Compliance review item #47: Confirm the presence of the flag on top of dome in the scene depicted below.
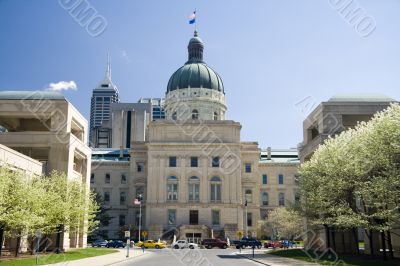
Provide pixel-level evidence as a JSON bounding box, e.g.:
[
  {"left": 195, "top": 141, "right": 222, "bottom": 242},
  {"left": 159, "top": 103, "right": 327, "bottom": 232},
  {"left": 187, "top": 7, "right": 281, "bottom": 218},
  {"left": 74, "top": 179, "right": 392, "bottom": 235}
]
[{"left": 189, "top": 11, "right": 196, "bottom": 24}]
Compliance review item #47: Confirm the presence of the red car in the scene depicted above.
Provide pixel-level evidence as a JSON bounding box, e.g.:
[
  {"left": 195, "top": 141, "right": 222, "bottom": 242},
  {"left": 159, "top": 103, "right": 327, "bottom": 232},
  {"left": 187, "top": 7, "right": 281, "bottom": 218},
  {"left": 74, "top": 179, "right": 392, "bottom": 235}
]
[
  {"left": 201, "top": 239, "right": 228, "bottom": 249},
  {"left": 264, "top": 241, "right": 283, "bottom": 248}
]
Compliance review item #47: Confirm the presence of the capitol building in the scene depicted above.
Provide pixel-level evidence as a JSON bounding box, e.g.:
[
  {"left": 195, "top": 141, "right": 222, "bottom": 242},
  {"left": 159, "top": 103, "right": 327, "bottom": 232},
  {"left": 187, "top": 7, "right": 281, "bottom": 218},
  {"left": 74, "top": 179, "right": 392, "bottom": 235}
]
[{"left": 89, "top": 31, "right": 300, "bottom": 242}]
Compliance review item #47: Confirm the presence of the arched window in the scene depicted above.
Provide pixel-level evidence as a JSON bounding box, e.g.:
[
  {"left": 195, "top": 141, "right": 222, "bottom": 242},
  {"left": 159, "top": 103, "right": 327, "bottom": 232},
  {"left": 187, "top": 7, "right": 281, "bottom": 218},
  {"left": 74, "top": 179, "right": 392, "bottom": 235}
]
[
  {"left": 245, "top": 189, "right": 253, "bottom": 203},
  {"left": 213, "top": 112, "right": 218, "bottom": 120},
  {"left": 262, "top": 192, "right": 269, "bottom": 206},
  {"left": 278, "top": 192, "right": 285, "bottom": 206},
  {"left": 167, "top": 176, "right": 178, "bottom": 201},
  {"left": 192, "top": 109, "right": 199, "bottom": 120},
  {"left": 188, "top": 176, "right": 200, "bottom": 202},
  {"left": 210, "top": 176, "right": 221, "bottom": 202},
  {"left": 172, "top": 112, "right": 177, "bottom": 120}
]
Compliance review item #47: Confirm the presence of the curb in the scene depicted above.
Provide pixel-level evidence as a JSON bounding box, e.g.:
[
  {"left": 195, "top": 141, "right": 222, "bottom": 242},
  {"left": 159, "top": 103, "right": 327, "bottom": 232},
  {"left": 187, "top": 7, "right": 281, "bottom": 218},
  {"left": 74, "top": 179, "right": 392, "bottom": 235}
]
[
  {"left": 107, "top": 251, "right": 150, "bottom": 265},
  {"left": 236, "top": 253, "right": 271, "bottom": 266}
]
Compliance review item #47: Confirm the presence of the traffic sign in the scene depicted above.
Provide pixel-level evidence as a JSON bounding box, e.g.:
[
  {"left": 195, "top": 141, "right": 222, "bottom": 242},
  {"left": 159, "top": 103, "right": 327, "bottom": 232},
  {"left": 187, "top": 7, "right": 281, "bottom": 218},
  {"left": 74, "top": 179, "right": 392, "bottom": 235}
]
[{"left": 125, "top": 231, "right": 130, "bottom": 238}]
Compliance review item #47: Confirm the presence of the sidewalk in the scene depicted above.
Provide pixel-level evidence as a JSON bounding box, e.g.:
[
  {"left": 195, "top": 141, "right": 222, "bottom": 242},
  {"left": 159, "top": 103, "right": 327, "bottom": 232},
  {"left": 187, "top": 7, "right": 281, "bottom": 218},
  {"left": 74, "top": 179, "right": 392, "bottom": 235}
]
[
  {"left": 236, "top": 250, "right": 318, "bottom": 266},
  {"left": 45, "top": 248, "right": 151, "bottom": 266}
]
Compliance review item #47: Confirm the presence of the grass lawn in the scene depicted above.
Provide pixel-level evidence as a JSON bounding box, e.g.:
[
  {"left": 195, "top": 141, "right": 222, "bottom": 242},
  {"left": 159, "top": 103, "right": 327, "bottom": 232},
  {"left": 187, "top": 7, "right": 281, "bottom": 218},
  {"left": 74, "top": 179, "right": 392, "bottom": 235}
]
[
  {"left": 269, "top": 249, "right": 400, "bottom": 266},
  {"left": 0, "top": 248, "right": 118, "bottom": 266}
]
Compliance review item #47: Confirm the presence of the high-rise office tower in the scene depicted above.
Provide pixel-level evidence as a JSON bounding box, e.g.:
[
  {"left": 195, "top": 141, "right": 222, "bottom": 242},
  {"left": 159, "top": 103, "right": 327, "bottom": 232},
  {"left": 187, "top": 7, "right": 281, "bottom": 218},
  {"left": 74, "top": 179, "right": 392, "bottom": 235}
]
[{"left": 89, "top": 55, "right": 119, "bottom": 147}]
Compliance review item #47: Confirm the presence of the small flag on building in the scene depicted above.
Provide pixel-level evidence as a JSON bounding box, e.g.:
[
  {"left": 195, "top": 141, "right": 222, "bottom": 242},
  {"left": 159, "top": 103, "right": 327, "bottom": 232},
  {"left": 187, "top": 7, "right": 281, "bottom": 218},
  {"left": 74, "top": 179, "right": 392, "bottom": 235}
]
[
  {"left": 134, "top": 198, "right": 141, "bottom": 205},
  {"left": 189, "top": 11, "right": 196, "bottom": 24}
]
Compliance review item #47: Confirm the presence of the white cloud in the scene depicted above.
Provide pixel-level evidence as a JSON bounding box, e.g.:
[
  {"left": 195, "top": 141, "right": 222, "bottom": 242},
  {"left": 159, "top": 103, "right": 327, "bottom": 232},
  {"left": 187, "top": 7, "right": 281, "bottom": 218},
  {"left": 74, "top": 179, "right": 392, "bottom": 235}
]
[{"left": 45, "top": 81, "right": 77, "bottom": 91}]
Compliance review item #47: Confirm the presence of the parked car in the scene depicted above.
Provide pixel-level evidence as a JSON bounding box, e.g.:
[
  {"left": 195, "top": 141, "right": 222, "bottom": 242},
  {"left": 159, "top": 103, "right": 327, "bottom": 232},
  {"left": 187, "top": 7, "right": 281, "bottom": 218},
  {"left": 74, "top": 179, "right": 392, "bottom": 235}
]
[
  {"left": 137, "top": 240, "right": 166, "bottom": 249},
  {"left": 91, "top": 240, "right": 108, "bottom": 247},
  {"left": 201, "top": 239, "right": 228, "bottom": 249},
  {"left": 264, "top": 241, "right": 283, "bottom": 249},
  {"left": 172, "top": 240, "right": 199, "bottom": 249},
  {"left": 106, "top": 240, "right": 126, "bottom": 248},
  {"left": 233, "top": 237, "right": 262, "bottom": 249}
]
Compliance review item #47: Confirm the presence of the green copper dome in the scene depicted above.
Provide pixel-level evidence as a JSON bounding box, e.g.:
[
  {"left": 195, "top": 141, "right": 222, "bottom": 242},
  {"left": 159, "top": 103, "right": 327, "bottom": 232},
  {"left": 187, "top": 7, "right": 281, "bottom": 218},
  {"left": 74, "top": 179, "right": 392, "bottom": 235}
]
[{"left": 166, "top": 31, "right": 224, "bottom": 93}]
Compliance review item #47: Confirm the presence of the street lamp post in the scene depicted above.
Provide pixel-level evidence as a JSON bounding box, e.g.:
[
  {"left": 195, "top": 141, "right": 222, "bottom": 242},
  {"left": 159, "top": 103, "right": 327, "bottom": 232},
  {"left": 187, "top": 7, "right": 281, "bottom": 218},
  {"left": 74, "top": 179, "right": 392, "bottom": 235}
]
[
  {"left": 245, "top": 200, "right": 248, "bottom": 237},
  {"left": 138, "top": 194, "right": 143, "bottom": 242}
]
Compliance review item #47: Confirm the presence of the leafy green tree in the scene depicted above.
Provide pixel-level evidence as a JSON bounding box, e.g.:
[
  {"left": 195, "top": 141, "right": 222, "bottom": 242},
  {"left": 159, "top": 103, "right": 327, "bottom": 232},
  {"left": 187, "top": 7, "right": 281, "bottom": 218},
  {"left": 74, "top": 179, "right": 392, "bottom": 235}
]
[{"left": 264, "top": 208, "right": 303, "bottom": 240}]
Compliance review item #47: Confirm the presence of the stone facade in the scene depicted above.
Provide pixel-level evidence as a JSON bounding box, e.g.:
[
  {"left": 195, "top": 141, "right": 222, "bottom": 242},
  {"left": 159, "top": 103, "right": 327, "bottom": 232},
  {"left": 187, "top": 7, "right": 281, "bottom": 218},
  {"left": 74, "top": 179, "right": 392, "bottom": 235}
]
[{"left": 0, "top": 91, "right": 91, "bottom": 250}]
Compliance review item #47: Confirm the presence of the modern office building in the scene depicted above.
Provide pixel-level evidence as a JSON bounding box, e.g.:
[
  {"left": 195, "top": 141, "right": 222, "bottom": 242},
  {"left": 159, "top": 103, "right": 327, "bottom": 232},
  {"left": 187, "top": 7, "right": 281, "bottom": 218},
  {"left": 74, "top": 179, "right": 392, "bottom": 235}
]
[
  {"left": 89, "top": 56, "right": 120, "bottom": 147},
  {"left": 299, "top": 94, "right": 396, "bottom": 162},
  {"left": 138, "top": 98, "right": 165, "bottom": 120},
  {"left": 0, "top": 91, "right": 92, "bottom": 250}
]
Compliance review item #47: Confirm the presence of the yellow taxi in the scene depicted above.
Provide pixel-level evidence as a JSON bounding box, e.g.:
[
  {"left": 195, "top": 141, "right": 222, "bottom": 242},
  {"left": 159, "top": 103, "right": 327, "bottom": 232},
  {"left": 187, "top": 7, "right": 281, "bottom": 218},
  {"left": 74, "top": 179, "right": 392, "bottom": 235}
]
[{"left": 137, "top": 240, "right": 166, "bottom": 249}]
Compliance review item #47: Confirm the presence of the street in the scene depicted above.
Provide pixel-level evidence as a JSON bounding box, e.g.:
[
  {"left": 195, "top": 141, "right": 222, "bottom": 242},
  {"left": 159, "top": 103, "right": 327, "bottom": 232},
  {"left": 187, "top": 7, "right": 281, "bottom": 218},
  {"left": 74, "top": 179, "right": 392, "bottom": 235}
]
[{"left": 114, "top": 248, "right": 262, "bottom": 266}]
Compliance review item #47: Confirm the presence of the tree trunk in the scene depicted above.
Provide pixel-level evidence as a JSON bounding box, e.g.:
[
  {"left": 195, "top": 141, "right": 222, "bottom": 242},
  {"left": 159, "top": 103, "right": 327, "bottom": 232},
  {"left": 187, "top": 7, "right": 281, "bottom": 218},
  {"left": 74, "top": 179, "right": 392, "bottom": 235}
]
[
  {"left": 352, "top": 228, "right": 359, "bottom": 254},
  {"left": 332, "top": 228, "right": 337, "bottom": 252},
  {"left": 381, "top": 231, "right": 387, "bottom": 261},
  {"left": 15, "top": 235, "right": 21, "bottom": 257},
  {"left": 341, "top": 231, "right": 346, "bottom": 253},
  {"left": 0, "top": 226, "right": 4, "bottom": 259},
  {"left": 324, "top": 225, "right": 331, "bottom": 254},
  {"left": 368, "top": 230, "right": 374, "bottom": 257},
  {"left": 55, "top": 224, "right": 63, "bottom": 254},
  {"left": 387, "top": 231, "right": 394, "bottom": 259}
]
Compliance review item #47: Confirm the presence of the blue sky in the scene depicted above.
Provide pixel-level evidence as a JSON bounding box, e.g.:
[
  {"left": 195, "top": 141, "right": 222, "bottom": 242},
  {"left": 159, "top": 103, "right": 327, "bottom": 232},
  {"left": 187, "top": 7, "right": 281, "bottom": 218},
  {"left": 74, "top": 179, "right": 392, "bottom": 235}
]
[{"left": 1, "top": 0, "right": 399, "bottom": 148}]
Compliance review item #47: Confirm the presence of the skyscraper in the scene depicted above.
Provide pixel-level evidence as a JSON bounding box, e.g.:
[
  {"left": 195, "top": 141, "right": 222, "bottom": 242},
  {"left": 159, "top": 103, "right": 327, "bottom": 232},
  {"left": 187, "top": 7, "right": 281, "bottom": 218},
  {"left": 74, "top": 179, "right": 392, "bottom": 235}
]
[{"left": 89, "top": 55, "right": 119, "bottom": 147}]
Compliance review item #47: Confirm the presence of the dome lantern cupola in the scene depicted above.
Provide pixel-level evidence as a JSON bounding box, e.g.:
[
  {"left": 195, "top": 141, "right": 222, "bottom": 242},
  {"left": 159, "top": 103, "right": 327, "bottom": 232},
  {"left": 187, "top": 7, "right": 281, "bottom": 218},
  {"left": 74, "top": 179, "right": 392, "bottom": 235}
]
[{"left": 187, "top": 30, "right": 204, "bottom": 63}]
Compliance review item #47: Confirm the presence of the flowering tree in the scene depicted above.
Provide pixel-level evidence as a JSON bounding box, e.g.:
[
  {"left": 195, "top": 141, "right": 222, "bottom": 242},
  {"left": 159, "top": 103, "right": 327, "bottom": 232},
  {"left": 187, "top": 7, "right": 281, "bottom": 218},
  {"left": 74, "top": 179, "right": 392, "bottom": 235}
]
[{"left": 299, "top": 103, "right": 400, "bottom": 260}]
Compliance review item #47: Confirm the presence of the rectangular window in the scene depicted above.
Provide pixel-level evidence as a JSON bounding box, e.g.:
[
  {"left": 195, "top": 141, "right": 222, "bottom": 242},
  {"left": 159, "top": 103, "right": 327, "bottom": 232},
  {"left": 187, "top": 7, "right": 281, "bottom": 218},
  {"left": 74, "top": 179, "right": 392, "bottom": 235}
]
[
  {"left": 210, "top": 183, "right": 221, "bottom": 202},
  {"left": 105, "top": 173, "right": 110, "bottom": 184},
  {"left": 279, "top": 192, "right": 285, "bottom": 206},
  {"left": 104, "top": 191, "right": 110, "bottom": 203},
  {"left": 90, "top": 173, "right": 94, "bottom": 183},
  {"left": 245, "top": 163, "right": 252, "bottom": 173},
  {"left": 262, "top": 174, "right": 267, "bottom": 185},
  {"left": 212, "top": 156, "right": 219, "bottom": 167},
  {"left": 120, "top": 191, "right": 126, "bottom": 205},
  {"left": 190, "top": 156, "right": 198, "bottom": 167},
  {"left": 169, "top": 156, "right": 177, "bottom": 167},
  {"left": 247, "top": 213, "right": 252, "bottom": 227},
  {"left": 119, "top": 215, "right": 126, "bottom": 226},
  {"left": 168, "top": 209, "right": 176, "bottom": 225},
  {"left": 278, "top": 174, "right": 284, "bottom": 185},
  {"left": 212, "top": 210, "right": 220, "bottom": 226},
  {"left": 188, "top": 183, "right": 200, "bottom": 202},
  {"left": 137, "top": 163, "right": 143, "bottom": 172},
  {"left": 167, "top": 184, "right": 178, "bottom": 201},
  {"left": 121, "top": 174, "right": 127, "bottom": 184},
  {"left": 189, "top": 210, "right": 199, "bottom": 225}
]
